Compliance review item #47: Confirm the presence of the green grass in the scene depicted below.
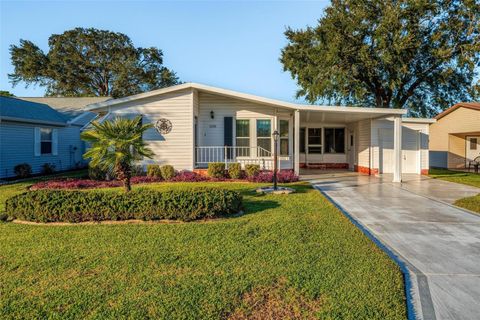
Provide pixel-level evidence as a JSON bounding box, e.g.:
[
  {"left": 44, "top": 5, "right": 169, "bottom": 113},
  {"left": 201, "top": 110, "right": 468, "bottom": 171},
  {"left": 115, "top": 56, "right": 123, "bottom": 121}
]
[
  {"left": 0, "top": 181, "right": 406, "bottom": 319},
  {"left": 429, "top": 168, "right": 480, "bottom": 213},
  {"left": 429, "top": 168, "right": 480, "bottom": 188},
  {"left": 454, "top": 194, "right": 480, "bottom": 214}
]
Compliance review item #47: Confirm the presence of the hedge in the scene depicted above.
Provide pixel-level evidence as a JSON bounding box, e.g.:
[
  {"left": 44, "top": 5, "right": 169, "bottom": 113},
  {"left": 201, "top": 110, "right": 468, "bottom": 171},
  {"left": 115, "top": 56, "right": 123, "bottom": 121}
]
[
  {"left": 160, "top": 165, "right": 175, "bottom": 180},
  {"left": 245, "top": 164, "right": 260, "bottom": 178},
  {"left": 6, "top": 188, "right": 243, "bottom": 223},
  {"left": 146, "top": 164, "right": 162, "bottom": 178},
  {"left": 228, "top": 163, "right": 242, "bottom": 179},
  {"left": 208, "top": 162, "right": 225, "bottom": 178}
]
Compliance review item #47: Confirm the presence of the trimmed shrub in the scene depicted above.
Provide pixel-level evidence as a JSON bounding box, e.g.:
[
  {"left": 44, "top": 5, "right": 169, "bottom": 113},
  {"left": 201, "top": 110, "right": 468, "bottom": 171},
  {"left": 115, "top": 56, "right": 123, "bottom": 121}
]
[
  {"left": 41, "top": 163, "right": 56, "bottom": 175},
  {"left": 160, "top": 165, "right": 175, "bottom": 180},
  {"left": 14, "top": 163, "right": 32, "bottom": 178},
  {"left": 228, "top": 163, "right": 242, "bottom": 179},
  {"left": 245, "top": 164, "right": 260, "bottom": 178},
  {"left": 6, "top": 188, "right": 243, "bottom": 223},
  {"left": 88, "top": 165, "right": 107, "bottom": 180},
  {"left": 146, "top": 164, "right": 162, "bottom": 178},
  {"left": 208, "top": 162, "right": 225, "bottom": 178}
]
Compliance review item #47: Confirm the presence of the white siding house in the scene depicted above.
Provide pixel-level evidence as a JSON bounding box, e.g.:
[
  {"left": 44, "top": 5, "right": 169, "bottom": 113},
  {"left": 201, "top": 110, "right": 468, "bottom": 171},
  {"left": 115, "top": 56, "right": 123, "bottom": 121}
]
[{"left": 86, "top": 83, "right": 434, "bottom": 181}]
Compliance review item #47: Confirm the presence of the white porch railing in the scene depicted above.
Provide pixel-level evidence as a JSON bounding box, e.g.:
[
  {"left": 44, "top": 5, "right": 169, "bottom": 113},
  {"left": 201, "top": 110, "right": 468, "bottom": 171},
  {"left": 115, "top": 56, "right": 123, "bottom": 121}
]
[{"left": 195, "top": 146, "right": 273, "bottom": 169}]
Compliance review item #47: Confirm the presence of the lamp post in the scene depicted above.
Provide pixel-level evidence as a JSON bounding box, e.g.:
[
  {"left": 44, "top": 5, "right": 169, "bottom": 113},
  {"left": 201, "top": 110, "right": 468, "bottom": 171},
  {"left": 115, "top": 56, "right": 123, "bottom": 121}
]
[{"left": 272, "top": 130, "right": 279, "bottom": 190}]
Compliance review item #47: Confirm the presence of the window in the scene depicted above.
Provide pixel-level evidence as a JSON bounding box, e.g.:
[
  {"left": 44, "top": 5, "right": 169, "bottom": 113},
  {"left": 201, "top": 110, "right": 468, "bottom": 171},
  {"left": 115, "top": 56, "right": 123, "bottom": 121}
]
[
  {"left": 256, "top": 119, "right": 271, "bottom": 154},
  {"left": 279, "top": 120, "right": 289, "bottom": 156},
  {"left": 470, "top": 138, "right": 478, "bottom": 150},
  {"left": 307, "top": 128, "right": 322, "bottom": 154},
  {"left": 236, "top": 119, "right": 250, "bottom": 156},
  {"left": 40, "top": 128, "right": 53, "bottom": 154},
  {"left": 324, "top": 128, "right": 345, "bottom": 153},
  {"left": 300, "top": 128, "right": 306, "bottom": 153}
]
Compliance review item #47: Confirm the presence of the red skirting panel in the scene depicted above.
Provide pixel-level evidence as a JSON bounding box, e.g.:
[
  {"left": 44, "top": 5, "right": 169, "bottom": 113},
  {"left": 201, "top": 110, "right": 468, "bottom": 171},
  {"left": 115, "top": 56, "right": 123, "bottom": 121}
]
[{"left": 354, "top": 165, "right": 378, "bottom": 175}]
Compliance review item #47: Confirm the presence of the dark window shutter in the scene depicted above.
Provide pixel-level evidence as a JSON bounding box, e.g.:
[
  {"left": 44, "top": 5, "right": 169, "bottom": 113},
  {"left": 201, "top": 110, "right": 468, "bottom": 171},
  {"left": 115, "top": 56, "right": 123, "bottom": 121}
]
[
  {"left": 224, "top": 117, "right": 233, "bottom": 159},
  {"left": 224, "top": 117, "right": 233, "bottom": 146}
]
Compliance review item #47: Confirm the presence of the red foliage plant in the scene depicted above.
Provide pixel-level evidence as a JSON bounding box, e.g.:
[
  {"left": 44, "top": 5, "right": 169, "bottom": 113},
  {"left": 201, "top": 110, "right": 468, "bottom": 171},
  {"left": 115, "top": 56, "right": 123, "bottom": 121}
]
[{"left": 30, "top": 170, "right": 298, "bottom": 190}]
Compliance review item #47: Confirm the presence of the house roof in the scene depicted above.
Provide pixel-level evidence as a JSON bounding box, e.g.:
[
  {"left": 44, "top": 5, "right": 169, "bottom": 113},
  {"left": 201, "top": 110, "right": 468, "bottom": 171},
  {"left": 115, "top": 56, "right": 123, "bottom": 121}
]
[
  {"left": 19, "top": 96, "right": 111, "bottom": 111},
  {"left": 85, "top": 82, "right": 408, "bottom": 118},
  {"left": 0, "top": 96, "right": 67, "bottom": 126},
  {"left": 435, "top": 102, "right": 480, "bottom": 120}
]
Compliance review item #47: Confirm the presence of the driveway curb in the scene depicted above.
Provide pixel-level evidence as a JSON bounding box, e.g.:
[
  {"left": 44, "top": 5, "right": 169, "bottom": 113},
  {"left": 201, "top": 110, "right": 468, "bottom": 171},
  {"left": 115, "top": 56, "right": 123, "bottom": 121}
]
[{"left": 315, "top": 185, "right": 436, "bottom": 320}]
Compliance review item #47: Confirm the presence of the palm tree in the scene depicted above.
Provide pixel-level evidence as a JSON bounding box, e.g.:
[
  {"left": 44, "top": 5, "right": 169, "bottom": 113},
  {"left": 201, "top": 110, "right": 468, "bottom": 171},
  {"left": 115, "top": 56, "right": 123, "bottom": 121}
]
[{"left": 81, "top": 116, "right": 154, "bottom": 192}]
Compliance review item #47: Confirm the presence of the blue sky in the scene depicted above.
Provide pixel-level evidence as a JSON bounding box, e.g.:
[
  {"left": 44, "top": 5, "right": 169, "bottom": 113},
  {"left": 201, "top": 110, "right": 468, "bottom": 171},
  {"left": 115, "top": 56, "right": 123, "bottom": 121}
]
[{"left": 0, "top": 0, "right": 328, "bottom": 102}]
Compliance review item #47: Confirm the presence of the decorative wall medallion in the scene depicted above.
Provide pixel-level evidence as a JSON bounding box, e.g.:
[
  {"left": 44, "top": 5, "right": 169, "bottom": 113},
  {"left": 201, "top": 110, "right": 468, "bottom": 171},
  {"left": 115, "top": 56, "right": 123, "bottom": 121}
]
[{"left": 155, "top": 118, "right": 172, "bottom": 134}]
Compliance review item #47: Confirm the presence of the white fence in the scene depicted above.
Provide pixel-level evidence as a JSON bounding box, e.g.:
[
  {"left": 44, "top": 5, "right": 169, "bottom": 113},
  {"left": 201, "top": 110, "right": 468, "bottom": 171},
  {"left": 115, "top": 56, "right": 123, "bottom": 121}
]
[{"left": 195, "top": 146, "right": 274, "bottom": 169}]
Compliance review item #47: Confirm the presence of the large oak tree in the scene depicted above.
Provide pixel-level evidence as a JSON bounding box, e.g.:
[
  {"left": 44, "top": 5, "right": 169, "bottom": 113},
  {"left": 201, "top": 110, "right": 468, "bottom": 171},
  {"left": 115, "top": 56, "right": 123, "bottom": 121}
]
[
  {"left": 281, "top": 0, "right": 480, "bottom": 116},
  {"left": 9, "top": 28, "right": 179, "bottom": 98}
]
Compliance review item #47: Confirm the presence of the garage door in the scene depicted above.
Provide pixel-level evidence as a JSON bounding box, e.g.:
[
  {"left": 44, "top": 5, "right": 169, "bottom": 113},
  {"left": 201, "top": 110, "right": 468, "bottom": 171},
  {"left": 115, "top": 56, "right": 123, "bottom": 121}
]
[{"left": 379, "top": 128, "right": 420, "bottom": 174}]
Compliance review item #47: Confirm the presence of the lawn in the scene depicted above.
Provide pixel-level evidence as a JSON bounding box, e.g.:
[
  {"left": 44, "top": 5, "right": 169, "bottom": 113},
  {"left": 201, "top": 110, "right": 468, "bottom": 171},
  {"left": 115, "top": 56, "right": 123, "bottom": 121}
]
[
  {"left": 429, "top": 168, "right": 480, "bottom": 213},
  {"left": 429, "top": 168, "right": 480, "bottom": 188},
  {"left": 0, "top": 181, "right": 406, "bottom": 319}
]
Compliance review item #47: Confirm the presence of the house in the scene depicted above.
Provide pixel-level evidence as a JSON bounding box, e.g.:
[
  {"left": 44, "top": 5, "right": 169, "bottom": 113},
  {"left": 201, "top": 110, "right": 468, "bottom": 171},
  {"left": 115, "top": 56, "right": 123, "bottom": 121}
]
[
  {"left": 429, "top": 102, "right": 480, "bottom": 169},
  {"left": 86, "top": 83, "right": 434, "bottom": 181},
  {"left": 0, "top": 96, "right": 97, "bottom": 178}
]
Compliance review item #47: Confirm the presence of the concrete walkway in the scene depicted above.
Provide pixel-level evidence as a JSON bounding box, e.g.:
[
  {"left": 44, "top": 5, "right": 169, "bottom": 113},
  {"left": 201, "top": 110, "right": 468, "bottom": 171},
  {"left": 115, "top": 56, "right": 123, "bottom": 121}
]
[{"left": 310, "top": 174, "right": 480, "bottom": 320}]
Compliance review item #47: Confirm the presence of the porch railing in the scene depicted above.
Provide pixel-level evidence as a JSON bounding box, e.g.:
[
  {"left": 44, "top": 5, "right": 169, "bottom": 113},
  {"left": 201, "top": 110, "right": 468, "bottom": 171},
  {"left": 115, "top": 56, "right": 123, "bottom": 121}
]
[{"left": 195, "top": 146, "right": 273, "bottom": 169}]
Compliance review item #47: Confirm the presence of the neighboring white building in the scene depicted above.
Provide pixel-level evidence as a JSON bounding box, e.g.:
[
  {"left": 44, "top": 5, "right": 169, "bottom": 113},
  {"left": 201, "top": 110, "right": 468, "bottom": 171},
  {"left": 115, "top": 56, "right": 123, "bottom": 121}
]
[{"left": 86, "top": 83, "right": 434, "bottom": 181}]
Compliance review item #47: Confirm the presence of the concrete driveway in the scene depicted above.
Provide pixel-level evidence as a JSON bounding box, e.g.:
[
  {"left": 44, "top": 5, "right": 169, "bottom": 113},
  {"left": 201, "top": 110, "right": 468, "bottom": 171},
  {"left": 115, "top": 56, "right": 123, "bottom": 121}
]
[{"left": 310, "top": 174, "right": 480, "bottom": 320}]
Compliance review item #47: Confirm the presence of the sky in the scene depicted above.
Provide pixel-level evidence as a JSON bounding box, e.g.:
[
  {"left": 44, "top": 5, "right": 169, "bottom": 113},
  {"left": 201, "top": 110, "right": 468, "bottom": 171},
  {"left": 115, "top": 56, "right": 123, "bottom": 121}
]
[{"left": 0, "top": 0, "right": 328, "bottom": 102}]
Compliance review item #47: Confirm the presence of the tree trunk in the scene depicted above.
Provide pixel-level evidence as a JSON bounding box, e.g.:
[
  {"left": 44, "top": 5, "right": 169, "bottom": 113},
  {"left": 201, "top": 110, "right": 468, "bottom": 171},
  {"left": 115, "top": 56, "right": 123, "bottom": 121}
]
[
  {"left": 123, "top": 177, "right": 131, "bottom": 193},
  {"left": 115, "top": 162, "right": 132, "bottom": 193}
]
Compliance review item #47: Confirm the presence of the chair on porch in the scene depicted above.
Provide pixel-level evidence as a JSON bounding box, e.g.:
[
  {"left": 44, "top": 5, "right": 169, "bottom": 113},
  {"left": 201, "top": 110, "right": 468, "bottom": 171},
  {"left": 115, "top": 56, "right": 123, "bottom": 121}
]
[{"left": 468, "top": 155, "right": 480, "bottom": 173}]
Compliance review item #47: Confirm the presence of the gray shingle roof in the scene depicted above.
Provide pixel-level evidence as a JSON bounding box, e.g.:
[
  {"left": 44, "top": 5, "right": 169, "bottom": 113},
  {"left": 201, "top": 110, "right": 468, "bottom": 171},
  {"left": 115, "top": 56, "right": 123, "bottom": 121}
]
[
  {"left": 19, "top": 97, "right": 111, "bottom": 111},
  {"left": 0, "top": 96, "right": 67, "bottom": 125}
]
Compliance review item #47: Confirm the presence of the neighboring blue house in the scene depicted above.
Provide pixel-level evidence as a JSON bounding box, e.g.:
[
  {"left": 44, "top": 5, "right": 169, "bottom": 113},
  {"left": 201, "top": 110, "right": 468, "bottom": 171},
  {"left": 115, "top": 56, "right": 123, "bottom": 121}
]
[{"left": 0, "top": 96, "right": 97, "bottom": 179}]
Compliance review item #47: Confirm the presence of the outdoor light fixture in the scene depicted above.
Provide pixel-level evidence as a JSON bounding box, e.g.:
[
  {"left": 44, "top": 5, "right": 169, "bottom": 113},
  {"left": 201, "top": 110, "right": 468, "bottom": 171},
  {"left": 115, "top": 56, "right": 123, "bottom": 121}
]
[
  {"left": 210, "top": 110, "right": 214, "bottom": 119},
  {"left": 272, "top": 130, "right": 280, "bottom": 190}
]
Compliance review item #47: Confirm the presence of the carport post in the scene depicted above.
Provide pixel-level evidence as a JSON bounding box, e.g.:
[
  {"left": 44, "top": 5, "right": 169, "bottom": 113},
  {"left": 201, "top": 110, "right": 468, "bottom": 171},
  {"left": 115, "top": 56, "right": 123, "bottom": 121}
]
[
  {"left": 393, "top": 116, "right": 402, "bottom": 182},
  {"left": 294, "top": 109, "right": 300, "bottom": 175}
]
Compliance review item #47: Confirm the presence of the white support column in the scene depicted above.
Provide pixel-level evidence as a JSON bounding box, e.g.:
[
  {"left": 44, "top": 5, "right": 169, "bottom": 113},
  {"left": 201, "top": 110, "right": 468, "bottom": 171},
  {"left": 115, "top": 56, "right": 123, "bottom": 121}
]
[
  {"left": 393, "top": 116, "right": 402, "bottom": 182},
  {"left": 294, "top": 109, "right": 300, "bottom": 175}
]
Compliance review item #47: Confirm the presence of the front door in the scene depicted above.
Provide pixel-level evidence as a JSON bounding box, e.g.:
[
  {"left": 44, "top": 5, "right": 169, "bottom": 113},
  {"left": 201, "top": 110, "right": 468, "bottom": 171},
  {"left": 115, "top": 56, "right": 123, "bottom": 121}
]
[{"left": 466, "top": 136, "right": 480, "bottom": 162}]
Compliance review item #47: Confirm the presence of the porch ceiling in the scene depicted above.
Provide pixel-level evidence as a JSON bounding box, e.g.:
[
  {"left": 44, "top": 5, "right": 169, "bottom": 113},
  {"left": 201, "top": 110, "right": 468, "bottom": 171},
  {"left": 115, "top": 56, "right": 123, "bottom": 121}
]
[{"left": 299, "top": 109, "right": 396, "bottom": 124}]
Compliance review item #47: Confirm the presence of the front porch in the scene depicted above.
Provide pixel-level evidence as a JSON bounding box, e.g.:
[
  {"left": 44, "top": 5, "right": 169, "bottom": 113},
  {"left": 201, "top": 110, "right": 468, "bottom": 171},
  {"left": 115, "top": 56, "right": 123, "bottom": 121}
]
[{"left": 194, "top": 106, "right": 406, "bottom": 182}]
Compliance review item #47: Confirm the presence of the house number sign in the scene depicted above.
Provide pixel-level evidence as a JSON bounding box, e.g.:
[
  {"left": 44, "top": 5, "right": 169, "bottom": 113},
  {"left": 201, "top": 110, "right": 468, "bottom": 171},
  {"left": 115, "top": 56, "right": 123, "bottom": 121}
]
[{"left": 155, "top": 118, "right": 172, "bottom": 134}]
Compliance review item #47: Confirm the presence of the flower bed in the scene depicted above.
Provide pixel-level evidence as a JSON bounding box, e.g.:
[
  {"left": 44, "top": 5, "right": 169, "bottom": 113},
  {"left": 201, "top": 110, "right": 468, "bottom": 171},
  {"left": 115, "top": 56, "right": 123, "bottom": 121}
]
[
  {"left": 6, "top": 188, "right": 243, "bottom": 223},
  {"left": 248, "top": 170, "right": 299, "bottom": 183},
  {"left": 30, "top": 170, "right": 299, "bottom": 190},
  {"left": 31, "top": 176, "right": 163, "bottom": 190}
]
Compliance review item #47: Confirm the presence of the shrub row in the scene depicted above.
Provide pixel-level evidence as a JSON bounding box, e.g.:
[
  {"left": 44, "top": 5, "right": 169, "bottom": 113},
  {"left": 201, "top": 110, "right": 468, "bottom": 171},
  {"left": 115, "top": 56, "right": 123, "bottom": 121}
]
[
  {"left": 205, "top": 163, "right": 298, "bottom": 182},
  {"left": 6, "top": 188, "right": 243, "bottom": 223},
  {"left": 146, "top": 164, "right": 175, "bottom": 180},
  {"left": 207, "top": 163, "right": 261, "bottom": 179},
  {"left": 13, "top": 163, "right": 56, "bottom": 178}
]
